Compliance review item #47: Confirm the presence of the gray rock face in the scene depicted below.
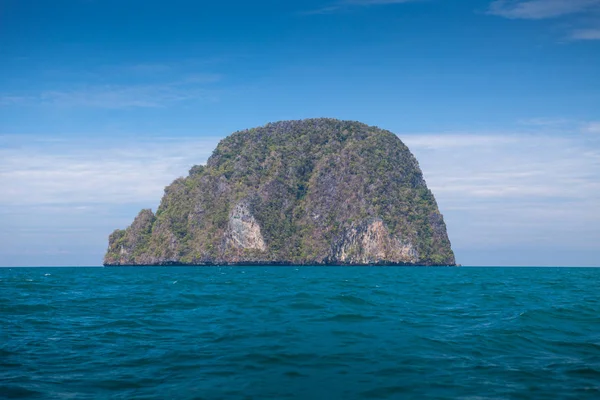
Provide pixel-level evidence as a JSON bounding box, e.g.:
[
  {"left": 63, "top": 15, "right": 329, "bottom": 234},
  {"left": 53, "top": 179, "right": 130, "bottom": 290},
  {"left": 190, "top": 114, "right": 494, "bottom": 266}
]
[
  {"left": 225, "top": 202, "right": 267, "bottom": 252},
  {"left": 331, "top": 218, "right": 418, "bottom": 264},
  {"left": 104, "top": 118, "right": 456, "bottom": 266}
]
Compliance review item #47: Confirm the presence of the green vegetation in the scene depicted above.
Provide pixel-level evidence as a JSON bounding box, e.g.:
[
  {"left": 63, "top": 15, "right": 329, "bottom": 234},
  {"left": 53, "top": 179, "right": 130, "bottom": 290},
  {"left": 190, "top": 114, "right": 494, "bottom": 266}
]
[{"left": 104, "top": 118, "right": 455, "bottom": 266}]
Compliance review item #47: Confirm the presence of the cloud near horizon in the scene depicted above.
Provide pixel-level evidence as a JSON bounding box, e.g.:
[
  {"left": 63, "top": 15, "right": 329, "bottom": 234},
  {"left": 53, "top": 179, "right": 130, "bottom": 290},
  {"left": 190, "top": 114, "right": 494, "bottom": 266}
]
[
  {"left": 0, "top": 136, "right": 221, "bottom": 207},
  {"left": 403, "top": 130, "right": 600, "bottom": 254},
  {"left": 0, "top": 135, "right": 222, "bottom": 265}
]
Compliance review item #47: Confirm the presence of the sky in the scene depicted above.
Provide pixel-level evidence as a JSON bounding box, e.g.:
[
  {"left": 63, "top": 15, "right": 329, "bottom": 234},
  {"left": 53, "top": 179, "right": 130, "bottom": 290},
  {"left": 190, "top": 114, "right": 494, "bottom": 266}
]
[{"left": 1, "top": 0, "right": 599, "bottom": 267}]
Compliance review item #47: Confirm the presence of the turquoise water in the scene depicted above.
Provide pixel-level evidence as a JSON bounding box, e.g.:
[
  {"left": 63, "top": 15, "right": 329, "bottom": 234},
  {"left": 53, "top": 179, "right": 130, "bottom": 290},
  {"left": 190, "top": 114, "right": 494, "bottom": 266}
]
[{"left": 1, "top": 267, "right": 599, "bottom": 399}]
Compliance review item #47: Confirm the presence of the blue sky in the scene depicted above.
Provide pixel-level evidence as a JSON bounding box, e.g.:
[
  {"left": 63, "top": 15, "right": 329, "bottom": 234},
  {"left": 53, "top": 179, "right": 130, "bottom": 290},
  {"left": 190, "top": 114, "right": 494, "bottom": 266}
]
[{"left": 1, "top": 0, "right": 599, "bottom": 266}]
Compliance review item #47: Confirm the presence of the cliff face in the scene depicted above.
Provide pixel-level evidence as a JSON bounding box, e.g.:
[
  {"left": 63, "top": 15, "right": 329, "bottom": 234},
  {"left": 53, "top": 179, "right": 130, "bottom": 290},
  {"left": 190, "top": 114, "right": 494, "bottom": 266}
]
[{"left": 104, "top": 119, "right": 455, "bottom": 266}]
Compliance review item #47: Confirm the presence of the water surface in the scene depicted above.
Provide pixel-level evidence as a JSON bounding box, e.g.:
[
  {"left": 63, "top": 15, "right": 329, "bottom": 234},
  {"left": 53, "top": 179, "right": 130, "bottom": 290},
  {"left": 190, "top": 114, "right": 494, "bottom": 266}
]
[{"left": 1, "top": 266, "right": 599, "bottom": 399}]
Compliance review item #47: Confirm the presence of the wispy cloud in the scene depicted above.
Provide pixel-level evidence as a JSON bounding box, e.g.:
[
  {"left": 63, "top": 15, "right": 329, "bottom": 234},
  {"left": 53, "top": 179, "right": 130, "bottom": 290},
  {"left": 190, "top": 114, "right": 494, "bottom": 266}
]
[
  {"left": 0, "top": 134, "right": 225, "bottom": 265},
  {"left": 401, "top": 133, "right": 520, "bottom": 149},
  {"left": 302, "top": 0, "right": 418, "bottom": 15},
  {"left": 517, "top": 118, "right": 600, "bottom": 134},
  {"left": 343, "top": 0, "right": 418, "bottom": 4},
  {"left": 583, "top": 121, "right": 600, "bottom": 133},
  {"left": 570, "top": 28, "right": 600, "bottom": 40},
  {"left": 403, "top": 129, "right": 600, "bottom": 254},
  {"left": 0, "top": 135, "right": 221, "bottom": 206},
  {"left": 39, "top": 83, "right": 217, "bottom": 108},
  {"left": 120, "top": 63, "right": 173, "bottom": 75},
  {"left": 487, "top": 0, "right": 600, "bottom": 20},
  {"left": 404, "top": 131, "right": 600, "bottom": 202},
  {"left": 0, "top": 95, "right": 34, "bottom": 106},
  {"left": 518, "top": 117, "right": 571, "bottom": 127},
  {"left": 1, "top": 78, "right": 221, "bottom": 109},
  {"left": 487, "top": 0, "right": 600, "bottom": 41},
  {"left": 0, "top": 62, "right": 223, "bottom": 109}
]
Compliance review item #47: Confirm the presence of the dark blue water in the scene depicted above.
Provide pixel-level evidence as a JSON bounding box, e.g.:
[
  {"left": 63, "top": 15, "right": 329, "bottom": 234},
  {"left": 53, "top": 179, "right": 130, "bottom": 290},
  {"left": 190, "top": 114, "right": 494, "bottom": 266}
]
[{"left": 1, "top": 267, "right": 599, "bottom": 399}]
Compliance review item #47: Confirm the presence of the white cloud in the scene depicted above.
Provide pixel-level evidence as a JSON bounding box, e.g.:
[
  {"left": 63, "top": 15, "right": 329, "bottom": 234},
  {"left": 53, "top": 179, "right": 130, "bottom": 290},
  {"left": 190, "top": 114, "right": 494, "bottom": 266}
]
[
  {"left": 583, "top": 121, "right": 600, "bottom": 133},
  {"left": 400, "top": 133, "right": 519, "bottom": 149},
  {"left": 0, "top": 134, "right": 215, "bottom": 265},
  {"left": 121, "top": 63, "right": 172, "bottom": 74},
  {"left": 0, "top": 136, "right": 221, "bottom": 207},
  {"left": 570, "top": 28, "right": 600, "bottom": 40},
  {"left": 0, "top": 70, "right": 223, "bottom": 109},
  {"left": 403, "top": 132, "right": 600, "bottom": 202},
  {"left": 488, "top": 0, "right": 600, "bottom": 19},
  {"left": 38, "top": 84, "right": 216, "bottom": 108},
  {"left": 0, "top": 95, "right": 34, "bottom": 106},
  {"left": 402, "top": 130, "right": 600, "bottom": 251},
  {"left": 518, "top": 117, "right": 571, "bottom": 127},
  {"left": 343, "top": 0, "right": 417, "bottom": 4},
  {"left": 302, "top": 0, "right": 418, "bottom": 14},
  {"left": 517, "top": 118, "right": 600, "bottom": 134},
  {"left": 49, "top": 81, "right": 215, "bottom": 108}
]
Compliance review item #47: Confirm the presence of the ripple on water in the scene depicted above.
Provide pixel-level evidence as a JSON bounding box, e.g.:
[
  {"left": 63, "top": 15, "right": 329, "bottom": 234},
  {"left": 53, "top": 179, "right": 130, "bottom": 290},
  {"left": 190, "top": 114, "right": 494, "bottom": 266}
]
[
  {"left": 330, "top": 294, "right": 375, "bottom": 306},
  {"left": 0, "top": 385, "right": 44, "bottom": 399}
]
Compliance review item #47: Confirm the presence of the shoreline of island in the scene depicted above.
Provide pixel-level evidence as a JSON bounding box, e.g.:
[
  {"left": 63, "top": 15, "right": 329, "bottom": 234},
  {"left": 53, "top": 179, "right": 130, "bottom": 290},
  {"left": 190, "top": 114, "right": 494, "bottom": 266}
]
[{"left": 103, "top": 261, "right": 458, "bottom": 267}]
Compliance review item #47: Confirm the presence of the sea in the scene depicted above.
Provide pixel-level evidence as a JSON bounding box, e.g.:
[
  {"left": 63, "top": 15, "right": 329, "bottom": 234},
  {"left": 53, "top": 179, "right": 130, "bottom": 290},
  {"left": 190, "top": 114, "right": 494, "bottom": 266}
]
[{"left": 1, "top": 266, "right": 599, "bottom": 399}]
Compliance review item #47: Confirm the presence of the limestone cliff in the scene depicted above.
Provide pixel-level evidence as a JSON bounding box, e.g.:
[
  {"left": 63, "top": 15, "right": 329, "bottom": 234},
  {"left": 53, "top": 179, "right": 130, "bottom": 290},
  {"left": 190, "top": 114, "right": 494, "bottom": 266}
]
[
  {"left": 224, "top": 202, "right": 267, "bottom": 254},
  {"left": 104, "top": 118, "right": 455, "bottom": 266},
  {"left": 331, "top": 218, "right": 418, "bottom": 264}
]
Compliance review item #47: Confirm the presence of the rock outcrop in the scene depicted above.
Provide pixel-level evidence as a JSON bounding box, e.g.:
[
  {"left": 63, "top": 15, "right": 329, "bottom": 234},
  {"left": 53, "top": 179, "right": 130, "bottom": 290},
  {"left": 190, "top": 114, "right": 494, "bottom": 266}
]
[
  {"left": 104, "top": 118, "right": 455, "bottom": 266},
  {"left": 331, "top": 218, "right": 418, "bottom": 264},
  {"left": 225, "top": 202, "right": 267, "bottom": 252}
]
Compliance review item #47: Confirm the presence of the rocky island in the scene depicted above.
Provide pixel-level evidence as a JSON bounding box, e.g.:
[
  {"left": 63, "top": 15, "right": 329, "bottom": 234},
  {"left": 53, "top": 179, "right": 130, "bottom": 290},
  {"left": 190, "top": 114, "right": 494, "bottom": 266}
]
[{"left": 104, "top": 119, "right": 455, "bottom": 266}]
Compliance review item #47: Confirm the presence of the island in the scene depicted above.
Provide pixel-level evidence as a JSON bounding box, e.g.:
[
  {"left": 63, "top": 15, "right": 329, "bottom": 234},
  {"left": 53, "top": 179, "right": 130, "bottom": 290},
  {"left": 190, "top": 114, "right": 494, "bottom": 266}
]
[{"left": 104, "top": 118, "right": 455, "bottom": 266}]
